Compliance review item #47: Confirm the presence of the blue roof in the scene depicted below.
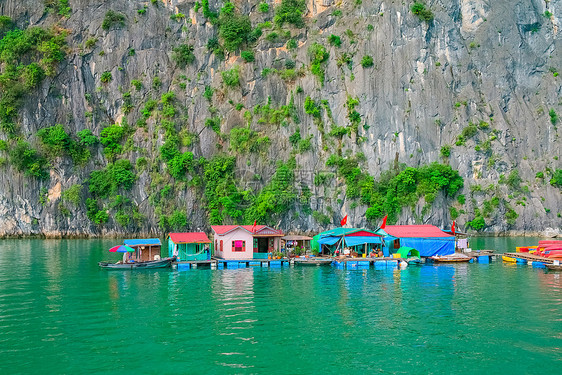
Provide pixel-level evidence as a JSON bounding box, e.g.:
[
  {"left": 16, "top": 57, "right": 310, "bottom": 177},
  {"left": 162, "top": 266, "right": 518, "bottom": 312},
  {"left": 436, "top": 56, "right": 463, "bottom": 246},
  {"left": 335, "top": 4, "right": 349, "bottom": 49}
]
[{"left": 124, "top": 238, "right": 161, "bottom": 246}]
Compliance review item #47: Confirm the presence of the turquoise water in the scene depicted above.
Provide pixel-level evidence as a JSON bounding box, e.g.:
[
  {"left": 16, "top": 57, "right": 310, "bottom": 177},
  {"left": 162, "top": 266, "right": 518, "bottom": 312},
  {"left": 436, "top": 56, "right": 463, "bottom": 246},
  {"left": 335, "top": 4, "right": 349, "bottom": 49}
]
[{"left": 1, "top": 238, "right": 561, "bottom": 374}]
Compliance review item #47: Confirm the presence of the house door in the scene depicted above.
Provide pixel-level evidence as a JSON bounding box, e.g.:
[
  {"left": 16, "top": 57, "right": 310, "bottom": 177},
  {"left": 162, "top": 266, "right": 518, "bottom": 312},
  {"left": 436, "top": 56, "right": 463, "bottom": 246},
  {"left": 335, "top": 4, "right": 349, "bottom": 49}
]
[{"left": 257, "top": 238, "right": 269, "bottom": 253}]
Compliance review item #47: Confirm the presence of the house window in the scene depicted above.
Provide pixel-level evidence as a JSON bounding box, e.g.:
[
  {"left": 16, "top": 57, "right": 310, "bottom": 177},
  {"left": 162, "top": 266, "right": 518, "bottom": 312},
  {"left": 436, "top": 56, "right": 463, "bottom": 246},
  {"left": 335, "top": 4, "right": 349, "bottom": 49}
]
[
  {"left": 220, "top": 240, "right": 223, "bottom": 252},
  {"left": 215, "top": 240, "right": 218, "bottom": 252},
  {"left": 232, "top": 240, "right": 245, "bottom": 252}
]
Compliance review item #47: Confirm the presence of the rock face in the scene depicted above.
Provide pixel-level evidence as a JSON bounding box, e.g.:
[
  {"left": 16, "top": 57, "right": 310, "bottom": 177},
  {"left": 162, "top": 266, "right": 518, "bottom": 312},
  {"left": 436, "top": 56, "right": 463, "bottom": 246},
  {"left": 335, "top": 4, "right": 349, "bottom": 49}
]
[{"left": 0, "top": 0, "right": 560, "bottom": 237}]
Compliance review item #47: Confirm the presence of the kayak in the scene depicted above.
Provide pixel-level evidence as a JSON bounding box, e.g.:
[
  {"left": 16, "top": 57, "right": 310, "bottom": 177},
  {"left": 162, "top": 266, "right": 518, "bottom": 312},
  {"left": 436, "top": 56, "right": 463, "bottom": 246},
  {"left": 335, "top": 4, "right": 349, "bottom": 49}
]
[{"left": 502, "top": 255, "right": 516, "bottom": 263}]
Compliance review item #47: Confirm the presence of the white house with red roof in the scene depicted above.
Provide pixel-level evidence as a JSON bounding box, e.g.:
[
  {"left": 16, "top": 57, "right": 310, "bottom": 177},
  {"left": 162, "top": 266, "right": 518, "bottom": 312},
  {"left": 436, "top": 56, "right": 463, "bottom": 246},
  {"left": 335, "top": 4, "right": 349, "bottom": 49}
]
[
  {"left": 211, "top": 225, "right": 284, "bottom": 260},
  {"left": 168, "top": 232, "right": 212, "bottom": 261}
]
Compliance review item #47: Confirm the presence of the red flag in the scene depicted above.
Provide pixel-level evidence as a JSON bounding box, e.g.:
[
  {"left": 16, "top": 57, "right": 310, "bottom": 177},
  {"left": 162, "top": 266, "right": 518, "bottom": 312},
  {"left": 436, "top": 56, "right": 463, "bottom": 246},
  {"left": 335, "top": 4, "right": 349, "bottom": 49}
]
[
  {"left": 252, "top": 220, "right": 257, "bottom": 233},
  {"left": 452, "top": 221, "right": 455, "bottom": 235},
  {"left": 340, "top": 215, "right": 347, "bottom": 226},
  {"left": 381, "top": 215, "right": 387, "bottom": 229}
]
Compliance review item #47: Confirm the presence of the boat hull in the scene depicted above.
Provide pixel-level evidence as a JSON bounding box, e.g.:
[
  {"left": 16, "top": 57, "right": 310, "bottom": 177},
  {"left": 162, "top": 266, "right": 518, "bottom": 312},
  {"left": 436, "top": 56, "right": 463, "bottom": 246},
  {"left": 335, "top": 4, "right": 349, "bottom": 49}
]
[
  {"left": 502, "top": 255, "right": 516, "bottom": 263},
  {"left": 430, "top": 255, "right": 472, "bottom": 263},
  {"left": 294, "top": 258, "right": 333, "bottom": 266},
  {"left": 99, "top": 257, "right": 175, "bottom": 269}
]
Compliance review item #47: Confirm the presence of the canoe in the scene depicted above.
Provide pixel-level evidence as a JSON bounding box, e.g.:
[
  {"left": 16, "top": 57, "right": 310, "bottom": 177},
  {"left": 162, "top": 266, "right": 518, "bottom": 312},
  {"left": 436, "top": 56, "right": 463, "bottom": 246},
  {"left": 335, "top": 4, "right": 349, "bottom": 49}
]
[
  {"left": 99, "top": 257, "right": 176, "bottom": 269},
  {"left": 545, "top": 264, "right": 562, "bottom": 271},
  {"left": 293, "top": 258, "right": 333, "bottom": 266},
  {"left": 502, "top": 255, "right": 517, "bottom": 263}
]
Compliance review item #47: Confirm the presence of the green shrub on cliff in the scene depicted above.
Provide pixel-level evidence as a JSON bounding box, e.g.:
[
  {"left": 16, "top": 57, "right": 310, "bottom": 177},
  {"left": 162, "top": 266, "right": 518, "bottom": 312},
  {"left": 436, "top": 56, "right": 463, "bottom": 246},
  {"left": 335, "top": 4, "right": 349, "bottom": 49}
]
[
  {"left": 308, "top": 43, "right": 329, "bottom": 85},
  {"left": 466, "top": 215, "right": 486, "bottom": 231},
  {"left": 218, "top": 2, "right": 252, "bottom": 51},
  {"left": 411, "top": 2, "right": 434, "bottom": 22},
  {"left": 328, "top": 34, "right": 341, "bottom": 47},
  {"left": 36, "top": 124, "right": 91, "bottom": 164},
  {"left": 0, "top": 16, "right": 13, "bottom": 34},
  {"left": 203, "top": 155, "right": 244, "bottom": 224},
  {"left": 0, "top": 26, "right": 66, "bottom": 135},
  {"left": 550, "top": 169, "right": 562, "bottom": 188},
  {"left": 361, "top": 55, "right": 374, "bottom": 68},
  {"left": 245, "top": 159, "right": 297, "bottom": 223},
  {"left": 222, "top": 65, "right": 240, "bottom": 86},
  {"left": 88, "top": 159, "right": 135, "bottom": 198},
  {"left": 62, "top": 184, "right": 82, "bottom": 206},
  {"left": 354, "top": 163, "right": 464, "bottom": 224},
  {"left": 102, "top": 10, "right": 126, "bottom": 31},
  {"left": 77, "top": 129, "right": 98, "bottom": 146},
  {"left": 100, "top": 124, "right": 126, "bottom": 159},
  {"left": 9, "top": 140, "right": 49, "bottom": 179},
  {"left": 37, "top": 124, "right": 71, "bottom": 157},
  {"left": 172, "top": 44, "right": 195, "bottom": 67},
  {"left": 100, "top": 71, "right": 112, "bottom": 83},
  {"left": 274, "top": 0, "right": 307, "bottom": 28}
]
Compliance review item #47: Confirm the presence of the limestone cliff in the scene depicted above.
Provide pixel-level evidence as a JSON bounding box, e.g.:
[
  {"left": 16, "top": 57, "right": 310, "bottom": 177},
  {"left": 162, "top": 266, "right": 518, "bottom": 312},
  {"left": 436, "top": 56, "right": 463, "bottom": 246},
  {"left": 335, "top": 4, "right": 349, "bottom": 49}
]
[{"left": 0, "top": 0, "right": 560, "bottom": 237}]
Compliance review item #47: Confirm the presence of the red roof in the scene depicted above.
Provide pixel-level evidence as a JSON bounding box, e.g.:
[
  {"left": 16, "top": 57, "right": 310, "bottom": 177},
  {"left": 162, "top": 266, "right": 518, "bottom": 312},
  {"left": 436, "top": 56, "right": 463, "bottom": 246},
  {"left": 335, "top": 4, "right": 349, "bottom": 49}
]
[
  {"left": 211, "top": 225, "right": 283, "bottom": 236},
  {"left": 346, "top": 230, "right": 380, "bottom": 237},
  {"left": 169, "top": 232, "right": 211, "bottom": 244},
  {"left": 382, "top": 225, "right": 454, "bottom": 238}
]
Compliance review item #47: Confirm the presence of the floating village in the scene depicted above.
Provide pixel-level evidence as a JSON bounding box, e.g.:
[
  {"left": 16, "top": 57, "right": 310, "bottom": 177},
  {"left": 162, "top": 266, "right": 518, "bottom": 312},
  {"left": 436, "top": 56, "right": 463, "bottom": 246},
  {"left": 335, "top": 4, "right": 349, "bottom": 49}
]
[{"left": 99, "top": 219, "right": 562, "bottom": 272}]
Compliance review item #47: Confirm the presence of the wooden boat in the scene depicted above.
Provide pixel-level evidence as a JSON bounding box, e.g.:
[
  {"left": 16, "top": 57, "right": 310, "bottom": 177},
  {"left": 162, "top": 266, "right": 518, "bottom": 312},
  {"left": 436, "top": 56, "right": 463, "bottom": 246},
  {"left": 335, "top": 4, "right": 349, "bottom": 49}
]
[
  {"left": 293, "top": 257, "right": 333, "bottom": 266},
  {"left": 502, "top": 255, "right": 517, "bottom": 263},
  {"left": 99, "top": 257, "right": 176, "bottom": 269},
  {"left": 546, "top": 264, "right": 562, "bottom": 271},
  {"left": 429, "top": 254, "right": 473, "bottom": 263}
]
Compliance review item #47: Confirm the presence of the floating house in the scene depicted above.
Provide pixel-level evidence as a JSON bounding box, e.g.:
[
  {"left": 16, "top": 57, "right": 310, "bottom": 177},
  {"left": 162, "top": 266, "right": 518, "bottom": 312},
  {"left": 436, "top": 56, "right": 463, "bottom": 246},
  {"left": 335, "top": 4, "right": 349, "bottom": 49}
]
[
  {"left": 375, "top": 225, "right": 455, "bottom": 257},
  {"left": 123, "top": 238, "right": 162, "bottom": 261},
  {"left": 168, "top": 232, "right": 212, "bottom": 261},
  {"left": 211, "top": 225, "right": 284, "bottom": 260},
  {"left": 313, "top": 228, "right": 383, "bottom": 256},
  {"left": 282, "top": 235, "right": 313, "bottom": 255}
]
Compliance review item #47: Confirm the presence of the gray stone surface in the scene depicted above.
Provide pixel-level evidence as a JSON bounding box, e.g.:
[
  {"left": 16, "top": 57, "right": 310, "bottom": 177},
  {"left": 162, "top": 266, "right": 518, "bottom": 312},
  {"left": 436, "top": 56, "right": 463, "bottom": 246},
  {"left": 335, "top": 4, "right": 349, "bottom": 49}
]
[{"left": 0, "top": 0, "right": 560, "bottom": 237}]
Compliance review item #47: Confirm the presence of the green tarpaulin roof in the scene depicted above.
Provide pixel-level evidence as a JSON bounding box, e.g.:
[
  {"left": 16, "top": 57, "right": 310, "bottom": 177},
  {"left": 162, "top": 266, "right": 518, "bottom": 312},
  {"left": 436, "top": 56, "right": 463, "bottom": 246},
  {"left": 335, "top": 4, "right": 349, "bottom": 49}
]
[{"left": 317, "top": 227, "right": 378, "bottom": 237}]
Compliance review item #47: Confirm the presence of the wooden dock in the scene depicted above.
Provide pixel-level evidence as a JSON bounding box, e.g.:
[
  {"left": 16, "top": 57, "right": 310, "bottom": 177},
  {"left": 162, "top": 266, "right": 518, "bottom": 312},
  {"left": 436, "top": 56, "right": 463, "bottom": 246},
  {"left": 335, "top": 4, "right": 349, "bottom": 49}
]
[{"left": 502, "top": 252, "right": 554, "bottom": 265}]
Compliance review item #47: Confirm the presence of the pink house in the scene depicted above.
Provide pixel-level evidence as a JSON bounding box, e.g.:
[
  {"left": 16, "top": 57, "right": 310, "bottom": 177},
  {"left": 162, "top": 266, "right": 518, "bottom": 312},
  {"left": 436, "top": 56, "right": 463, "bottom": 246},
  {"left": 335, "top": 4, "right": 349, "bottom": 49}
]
[{"left": 211, "top": 225, "right": 284, "bottom": 259}]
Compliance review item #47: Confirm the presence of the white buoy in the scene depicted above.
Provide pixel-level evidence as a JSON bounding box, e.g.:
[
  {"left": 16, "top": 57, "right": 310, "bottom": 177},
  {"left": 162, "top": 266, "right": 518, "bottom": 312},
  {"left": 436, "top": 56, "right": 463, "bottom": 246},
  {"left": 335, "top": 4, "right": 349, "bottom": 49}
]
[{"left": 400, "top": 261, "right": 408, "bottom": 268}]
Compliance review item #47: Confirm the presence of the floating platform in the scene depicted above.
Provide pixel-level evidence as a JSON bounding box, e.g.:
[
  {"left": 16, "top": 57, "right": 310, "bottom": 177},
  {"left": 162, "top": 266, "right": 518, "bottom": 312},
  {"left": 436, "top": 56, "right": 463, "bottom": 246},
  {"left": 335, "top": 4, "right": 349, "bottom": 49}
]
[
  {"left": 174, "top": 260, "right": 217, "bottom": 270},
  {"left": 293, "top": 257, "right": 333, "bottom": 266},
  {"left": 215, "top": 258, "right": 290, "bottom": 269},
  {"left": 546, "top": 264, "right": 562, "bottom": 271},
  {"left": 332, "top": 257, "right": 401, "bottom": 269}
]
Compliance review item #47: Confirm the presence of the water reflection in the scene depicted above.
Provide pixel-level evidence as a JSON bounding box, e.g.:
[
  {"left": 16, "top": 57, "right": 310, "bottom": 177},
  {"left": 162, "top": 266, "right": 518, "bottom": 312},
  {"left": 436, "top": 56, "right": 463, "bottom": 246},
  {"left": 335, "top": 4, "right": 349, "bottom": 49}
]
[
  {"left": 1, "top": 239, "right": 562, "bottom": 373},
  {"left": 212, "top": 269, "right": 257, "bottom": 370}
]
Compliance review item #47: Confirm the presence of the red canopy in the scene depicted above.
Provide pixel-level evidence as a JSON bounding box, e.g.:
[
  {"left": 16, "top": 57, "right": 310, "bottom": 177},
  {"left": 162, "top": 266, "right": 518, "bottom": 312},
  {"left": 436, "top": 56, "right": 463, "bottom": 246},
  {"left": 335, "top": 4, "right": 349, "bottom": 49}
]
[
  {"left": 169, "top": 232, "right": 211, "bottom": 244},
  {"left": 211, "top": 225, "right": 283, "bottom": 236}
]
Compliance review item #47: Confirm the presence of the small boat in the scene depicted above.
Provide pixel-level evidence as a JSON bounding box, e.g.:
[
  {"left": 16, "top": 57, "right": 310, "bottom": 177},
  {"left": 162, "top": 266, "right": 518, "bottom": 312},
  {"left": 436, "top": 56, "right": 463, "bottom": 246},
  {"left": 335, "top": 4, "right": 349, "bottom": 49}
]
[
  {"left": 502, "top": 255, "right": 517, "bottom": 263},
  {"left": 293, "top": 257, "right": 333, "bottom": 266},
  {"left": 99, "top": 257, "right": 176, "bottom": 270},
  {"left": 406, "top": 257, "right": 422, "bottom": 265},
  {"left": 545, "top": 264, "right": 562, "bottom": 271},
  {"left": 429, "top": 254, "right": 473, "bottom": 263}
]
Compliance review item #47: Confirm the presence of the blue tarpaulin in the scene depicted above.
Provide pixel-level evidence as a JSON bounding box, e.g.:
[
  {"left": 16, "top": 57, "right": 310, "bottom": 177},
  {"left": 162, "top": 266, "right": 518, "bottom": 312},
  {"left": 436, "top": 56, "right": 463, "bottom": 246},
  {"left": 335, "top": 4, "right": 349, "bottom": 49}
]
[
  {"left": 317, "top": 236, "right": 340, "bottom": 245},
  {"left": 344, "top": 236, "right": 382, "bottom": 247},
  {"left": 399, "top": 237, "right": 454, "bottom": 257},
  {"left": 124, "top": 238, "right": 162, "bottom": 246}
]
